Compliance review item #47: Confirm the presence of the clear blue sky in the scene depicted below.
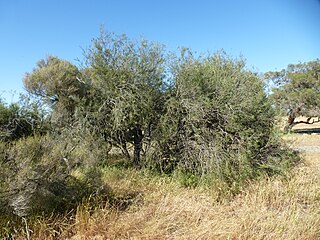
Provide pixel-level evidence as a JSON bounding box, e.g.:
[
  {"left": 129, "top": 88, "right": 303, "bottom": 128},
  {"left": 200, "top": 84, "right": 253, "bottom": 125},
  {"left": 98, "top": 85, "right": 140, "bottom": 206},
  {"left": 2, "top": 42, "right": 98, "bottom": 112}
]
[{"left": 1, "top": 0, "right": 319, "bottom": 103}]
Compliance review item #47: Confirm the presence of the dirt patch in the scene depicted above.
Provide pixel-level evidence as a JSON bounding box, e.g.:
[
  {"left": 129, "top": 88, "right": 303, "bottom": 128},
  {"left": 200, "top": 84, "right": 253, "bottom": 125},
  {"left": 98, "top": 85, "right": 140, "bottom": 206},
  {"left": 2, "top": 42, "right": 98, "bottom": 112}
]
[
  {"left": 284, "top": 122, "right": 320, "bottom": 154},
  {"left": 294, "top": 145, "right": 320, "bottom": 153}
]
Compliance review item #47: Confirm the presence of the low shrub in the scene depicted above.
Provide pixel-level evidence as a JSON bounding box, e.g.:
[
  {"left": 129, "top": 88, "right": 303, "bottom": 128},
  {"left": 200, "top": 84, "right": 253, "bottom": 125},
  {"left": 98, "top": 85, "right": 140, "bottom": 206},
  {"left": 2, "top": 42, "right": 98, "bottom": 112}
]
[{"left": 0, "top": 133, "right": 110, "bottom": 225}]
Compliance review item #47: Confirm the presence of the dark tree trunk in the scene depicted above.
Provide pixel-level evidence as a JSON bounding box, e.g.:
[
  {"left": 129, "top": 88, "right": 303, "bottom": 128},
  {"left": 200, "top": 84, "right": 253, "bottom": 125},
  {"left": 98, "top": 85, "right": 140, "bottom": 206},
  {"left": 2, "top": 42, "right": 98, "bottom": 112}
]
[{"left": 133, "top": 126, "right": 143, "bottom": 166}]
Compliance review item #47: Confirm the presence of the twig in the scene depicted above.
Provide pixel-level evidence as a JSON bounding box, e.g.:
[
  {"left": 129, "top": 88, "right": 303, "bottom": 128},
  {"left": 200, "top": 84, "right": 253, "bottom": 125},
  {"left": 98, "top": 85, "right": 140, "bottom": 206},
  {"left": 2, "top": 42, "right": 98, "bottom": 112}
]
[{"left": 22, "top": 217, "right": 30, "bottom": 240}]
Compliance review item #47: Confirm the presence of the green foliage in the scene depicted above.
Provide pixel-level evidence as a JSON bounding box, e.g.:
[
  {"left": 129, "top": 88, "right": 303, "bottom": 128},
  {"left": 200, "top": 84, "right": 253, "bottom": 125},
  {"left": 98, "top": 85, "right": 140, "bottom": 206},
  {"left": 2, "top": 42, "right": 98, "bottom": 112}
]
[
  {"left": 0, "top": 134, "right": 109, "bottom": 219},
  {"left": 147, "top": 51, "right": 294, "bottom": 187},
  {"left": 23, "top": 56, "right": 88, "bottom": 130},
  {"left": 0, "top": 30, "right": 299, "bottom": 236},
  {"left": 173, "top": 170, "right": 200, "bottom": 188},
  {"left": 83, "top": 30, "right": 167, "bottom": 164},
  {"left": 0, "top": 97, "right": 45, "bottom": 141},
  {"left": 24, "top": 56, "right": 85, "bottom": 103},
  {"left": 267, "top": 59, "right": 320, "bottom": 116},
  {"left": 0, "top": 101, "right": 26, "bottom": 141}
]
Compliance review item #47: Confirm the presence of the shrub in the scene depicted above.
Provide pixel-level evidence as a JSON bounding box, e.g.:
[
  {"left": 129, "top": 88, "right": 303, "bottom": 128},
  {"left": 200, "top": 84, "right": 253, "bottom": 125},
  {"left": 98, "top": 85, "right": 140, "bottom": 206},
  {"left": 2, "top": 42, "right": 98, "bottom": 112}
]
[
  {"left": 147, "top": 51, "right": 297, "bottom": 187},
  {"left": 0, "top": 133, "right": 109, "bottom": 219}
]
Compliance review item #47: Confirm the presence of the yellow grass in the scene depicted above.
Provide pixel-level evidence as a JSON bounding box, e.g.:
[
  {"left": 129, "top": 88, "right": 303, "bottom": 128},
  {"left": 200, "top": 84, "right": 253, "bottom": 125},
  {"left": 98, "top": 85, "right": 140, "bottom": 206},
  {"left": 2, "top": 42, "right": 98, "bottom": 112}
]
[
  {"left": 17, "top": 123, "right": 320, "bottom": 239},
  {"left": 71, "top": 157, "right": 320, "bottom": 239}
]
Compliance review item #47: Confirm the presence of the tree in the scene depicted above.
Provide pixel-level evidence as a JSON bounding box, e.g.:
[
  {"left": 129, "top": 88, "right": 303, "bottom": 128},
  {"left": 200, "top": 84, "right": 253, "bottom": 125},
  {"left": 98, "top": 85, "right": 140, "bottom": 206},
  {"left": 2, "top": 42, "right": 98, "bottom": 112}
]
[
  {"left": 22, "top": 32, "right": 167, "bottom": 165},
  {"left": 23, "top": 56, "right": 87, "bottom": 129},
  {"left": 16, "top": 30, "right": 297, "bottom": 191},
  {"left": 266, "top": 59, "right": 320, "bottom": 131},
  {"left": 84, "top": 30, "right": 167, "bottom": 165}
]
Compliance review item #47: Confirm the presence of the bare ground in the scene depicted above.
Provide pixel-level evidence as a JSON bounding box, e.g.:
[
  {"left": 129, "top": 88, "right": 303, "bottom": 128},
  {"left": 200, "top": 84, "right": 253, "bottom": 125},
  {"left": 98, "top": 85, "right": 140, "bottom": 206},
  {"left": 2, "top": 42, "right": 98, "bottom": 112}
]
[{"left": 288, "top": 119, "right": 320, "bottom": 153}]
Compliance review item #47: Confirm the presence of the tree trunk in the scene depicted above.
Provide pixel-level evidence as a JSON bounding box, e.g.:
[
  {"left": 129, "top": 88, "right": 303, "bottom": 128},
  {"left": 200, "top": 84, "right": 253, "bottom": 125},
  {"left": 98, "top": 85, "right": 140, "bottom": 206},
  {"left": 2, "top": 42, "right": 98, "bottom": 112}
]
[
  {"left": 284, "top": 108, "right": 297, "bottom": 132},
  {"left": 133, "top": 126, "right": 143, "bottom": 166},
  {"left": 284, "top": 116, "right": 295, "bottom": 132},
  {"left": 121, "top": 143, "right": 131, "bottom": 161}
]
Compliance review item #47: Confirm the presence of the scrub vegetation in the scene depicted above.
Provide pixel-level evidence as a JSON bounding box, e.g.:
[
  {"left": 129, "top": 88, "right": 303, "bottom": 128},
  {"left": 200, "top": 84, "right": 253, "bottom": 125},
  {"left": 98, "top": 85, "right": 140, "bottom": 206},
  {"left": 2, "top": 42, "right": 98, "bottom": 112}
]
[{"left": 1, "top": 30, "right": 318, "bottom": 239}]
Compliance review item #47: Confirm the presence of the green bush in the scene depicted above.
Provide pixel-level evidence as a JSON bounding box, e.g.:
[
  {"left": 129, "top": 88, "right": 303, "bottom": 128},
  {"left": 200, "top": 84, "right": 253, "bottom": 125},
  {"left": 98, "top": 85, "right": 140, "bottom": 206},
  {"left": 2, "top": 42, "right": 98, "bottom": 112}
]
[
  {"left": 0, "top": 134, "right": 109, "bottom": 219},
  {"left": 147, "top": 51, "right": 297, "bottom": 187}
]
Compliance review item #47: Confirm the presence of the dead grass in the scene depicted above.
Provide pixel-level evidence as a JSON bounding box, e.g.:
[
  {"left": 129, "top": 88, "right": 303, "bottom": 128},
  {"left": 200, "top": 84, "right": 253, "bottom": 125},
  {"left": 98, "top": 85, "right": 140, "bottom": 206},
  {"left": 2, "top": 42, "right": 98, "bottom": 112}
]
[
  {"left": 78, "top": 167, "right": 320, "bottom": 239},
  {"left": 25, "top": 150, "right": 320, "bottom": 240},
  {"left": 12, "top": 125, "right": 320, "bottom": 239},
  {"left": 284, "top": 135, "right": 320, "bottom": 149}
]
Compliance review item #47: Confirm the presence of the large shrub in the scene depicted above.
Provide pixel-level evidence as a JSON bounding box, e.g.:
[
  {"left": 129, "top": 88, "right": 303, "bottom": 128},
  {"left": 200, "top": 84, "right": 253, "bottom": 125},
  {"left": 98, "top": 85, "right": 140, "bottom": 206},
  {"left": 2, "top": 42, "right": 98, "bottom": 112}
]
[{"left": 147, "top": 52, "right": 295, "bottom": 185}]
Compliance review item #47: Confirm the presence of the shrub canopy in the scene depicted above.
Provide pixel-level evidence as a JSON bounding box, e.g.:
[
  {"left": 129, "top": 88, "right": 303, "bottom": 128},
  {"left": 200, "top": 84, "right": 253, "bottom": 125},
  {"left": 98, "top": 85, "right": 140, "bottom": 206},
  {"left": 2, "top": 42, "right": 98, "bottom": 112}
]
[
  {"left": 0, "top": 31, "right": 298, "bottom": 223},
  {"left": 148, "top": 51, "right": 286, "bottom": 185}
]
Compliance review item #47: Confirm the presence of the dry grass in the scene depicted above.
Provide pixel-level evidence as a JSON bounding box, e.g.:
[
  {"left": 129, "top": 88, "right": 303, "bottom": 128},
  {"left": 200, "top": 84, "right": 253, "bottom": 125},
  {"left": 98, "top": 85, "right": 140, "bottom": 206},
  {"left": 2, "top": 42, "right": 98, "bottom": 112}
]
[
  {"left": 70, "top": 163, "right": 320, "bottom": 239},
  {"left": 28, "top": 151, "right": 320, "bottom": 239},
  {"left": 13, "top": 124, "right": 320, "bottom": 239}
]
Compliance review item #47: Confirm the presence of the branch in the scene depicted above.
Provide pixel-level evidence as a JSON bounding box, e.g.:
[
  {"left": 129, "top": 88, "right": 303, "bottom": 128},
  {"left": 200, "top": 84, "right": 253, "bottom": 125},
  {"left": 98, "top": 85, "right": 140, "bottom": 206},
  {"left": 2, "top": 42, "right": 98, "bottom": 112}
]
[{"left": 293, "top": 117, "right": 320, "bottom": 125}]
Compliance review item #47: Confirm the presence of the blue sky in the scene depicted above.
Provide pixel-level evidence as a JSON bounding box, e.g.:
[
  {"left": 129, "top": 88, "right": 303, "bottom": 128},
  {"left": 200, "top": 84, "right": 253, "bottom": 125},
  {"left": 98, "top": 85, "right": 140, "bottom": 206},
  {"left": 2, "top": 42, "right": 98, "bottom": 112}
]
[{"left": 1, "top": 0, "right": 319, "bottom": 103}]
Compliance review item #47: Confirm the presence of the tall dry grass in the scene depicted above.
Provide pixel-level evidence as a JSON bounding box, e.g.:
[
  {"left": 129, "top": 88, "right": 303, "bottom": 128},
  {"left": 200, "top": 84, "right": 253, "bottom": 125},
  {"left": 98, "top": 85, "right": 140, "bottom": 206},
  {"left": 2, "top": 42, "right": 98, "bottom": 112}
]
[{"left": 9, "top": 133, "right": 320, "bottom": 240}]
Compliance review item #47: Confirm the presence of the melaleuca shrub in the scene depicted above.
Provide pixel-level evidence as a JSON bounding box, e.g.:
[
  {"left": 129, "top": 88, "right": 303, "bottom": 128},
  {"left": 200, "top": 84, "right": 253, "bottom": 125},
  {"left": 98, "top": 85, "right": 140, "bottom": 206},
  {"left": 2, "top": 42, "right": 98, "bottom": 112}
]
[{"left": 148, "top": 52, "right": 297, "bottom": 187}]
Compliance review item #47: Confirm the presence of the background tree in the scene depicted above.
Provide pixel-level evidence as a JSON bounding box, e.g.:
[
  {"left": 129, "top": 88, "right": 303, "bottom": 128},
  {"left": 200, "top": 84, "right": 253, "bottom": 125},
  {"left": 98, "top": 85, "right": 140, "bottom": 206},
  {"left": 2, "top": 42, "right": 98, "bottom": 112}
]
[
  {"left": 266, "top": 59, "right": 320, "bottom": 131},
  {"left": 23, "top": 56, "right": 88, "bottom": 129}
]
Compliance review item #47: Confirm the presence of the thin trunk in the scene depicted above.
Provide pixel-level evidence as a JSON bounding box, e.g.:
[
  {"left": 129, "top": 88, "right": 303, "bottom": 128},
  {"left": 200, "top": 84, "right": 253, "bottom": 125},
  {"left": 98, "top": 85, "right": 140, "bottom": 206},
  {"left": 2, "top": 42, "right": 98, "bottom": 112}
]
[
  {"left": 121, "top": 143, "right": 131, "bottom": 161},
  {"left": 133, "top": 127, "right": 143, "bottom": 166},
  {"left": 284, "top": 108, "right": 296, "bottom": 132}
]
